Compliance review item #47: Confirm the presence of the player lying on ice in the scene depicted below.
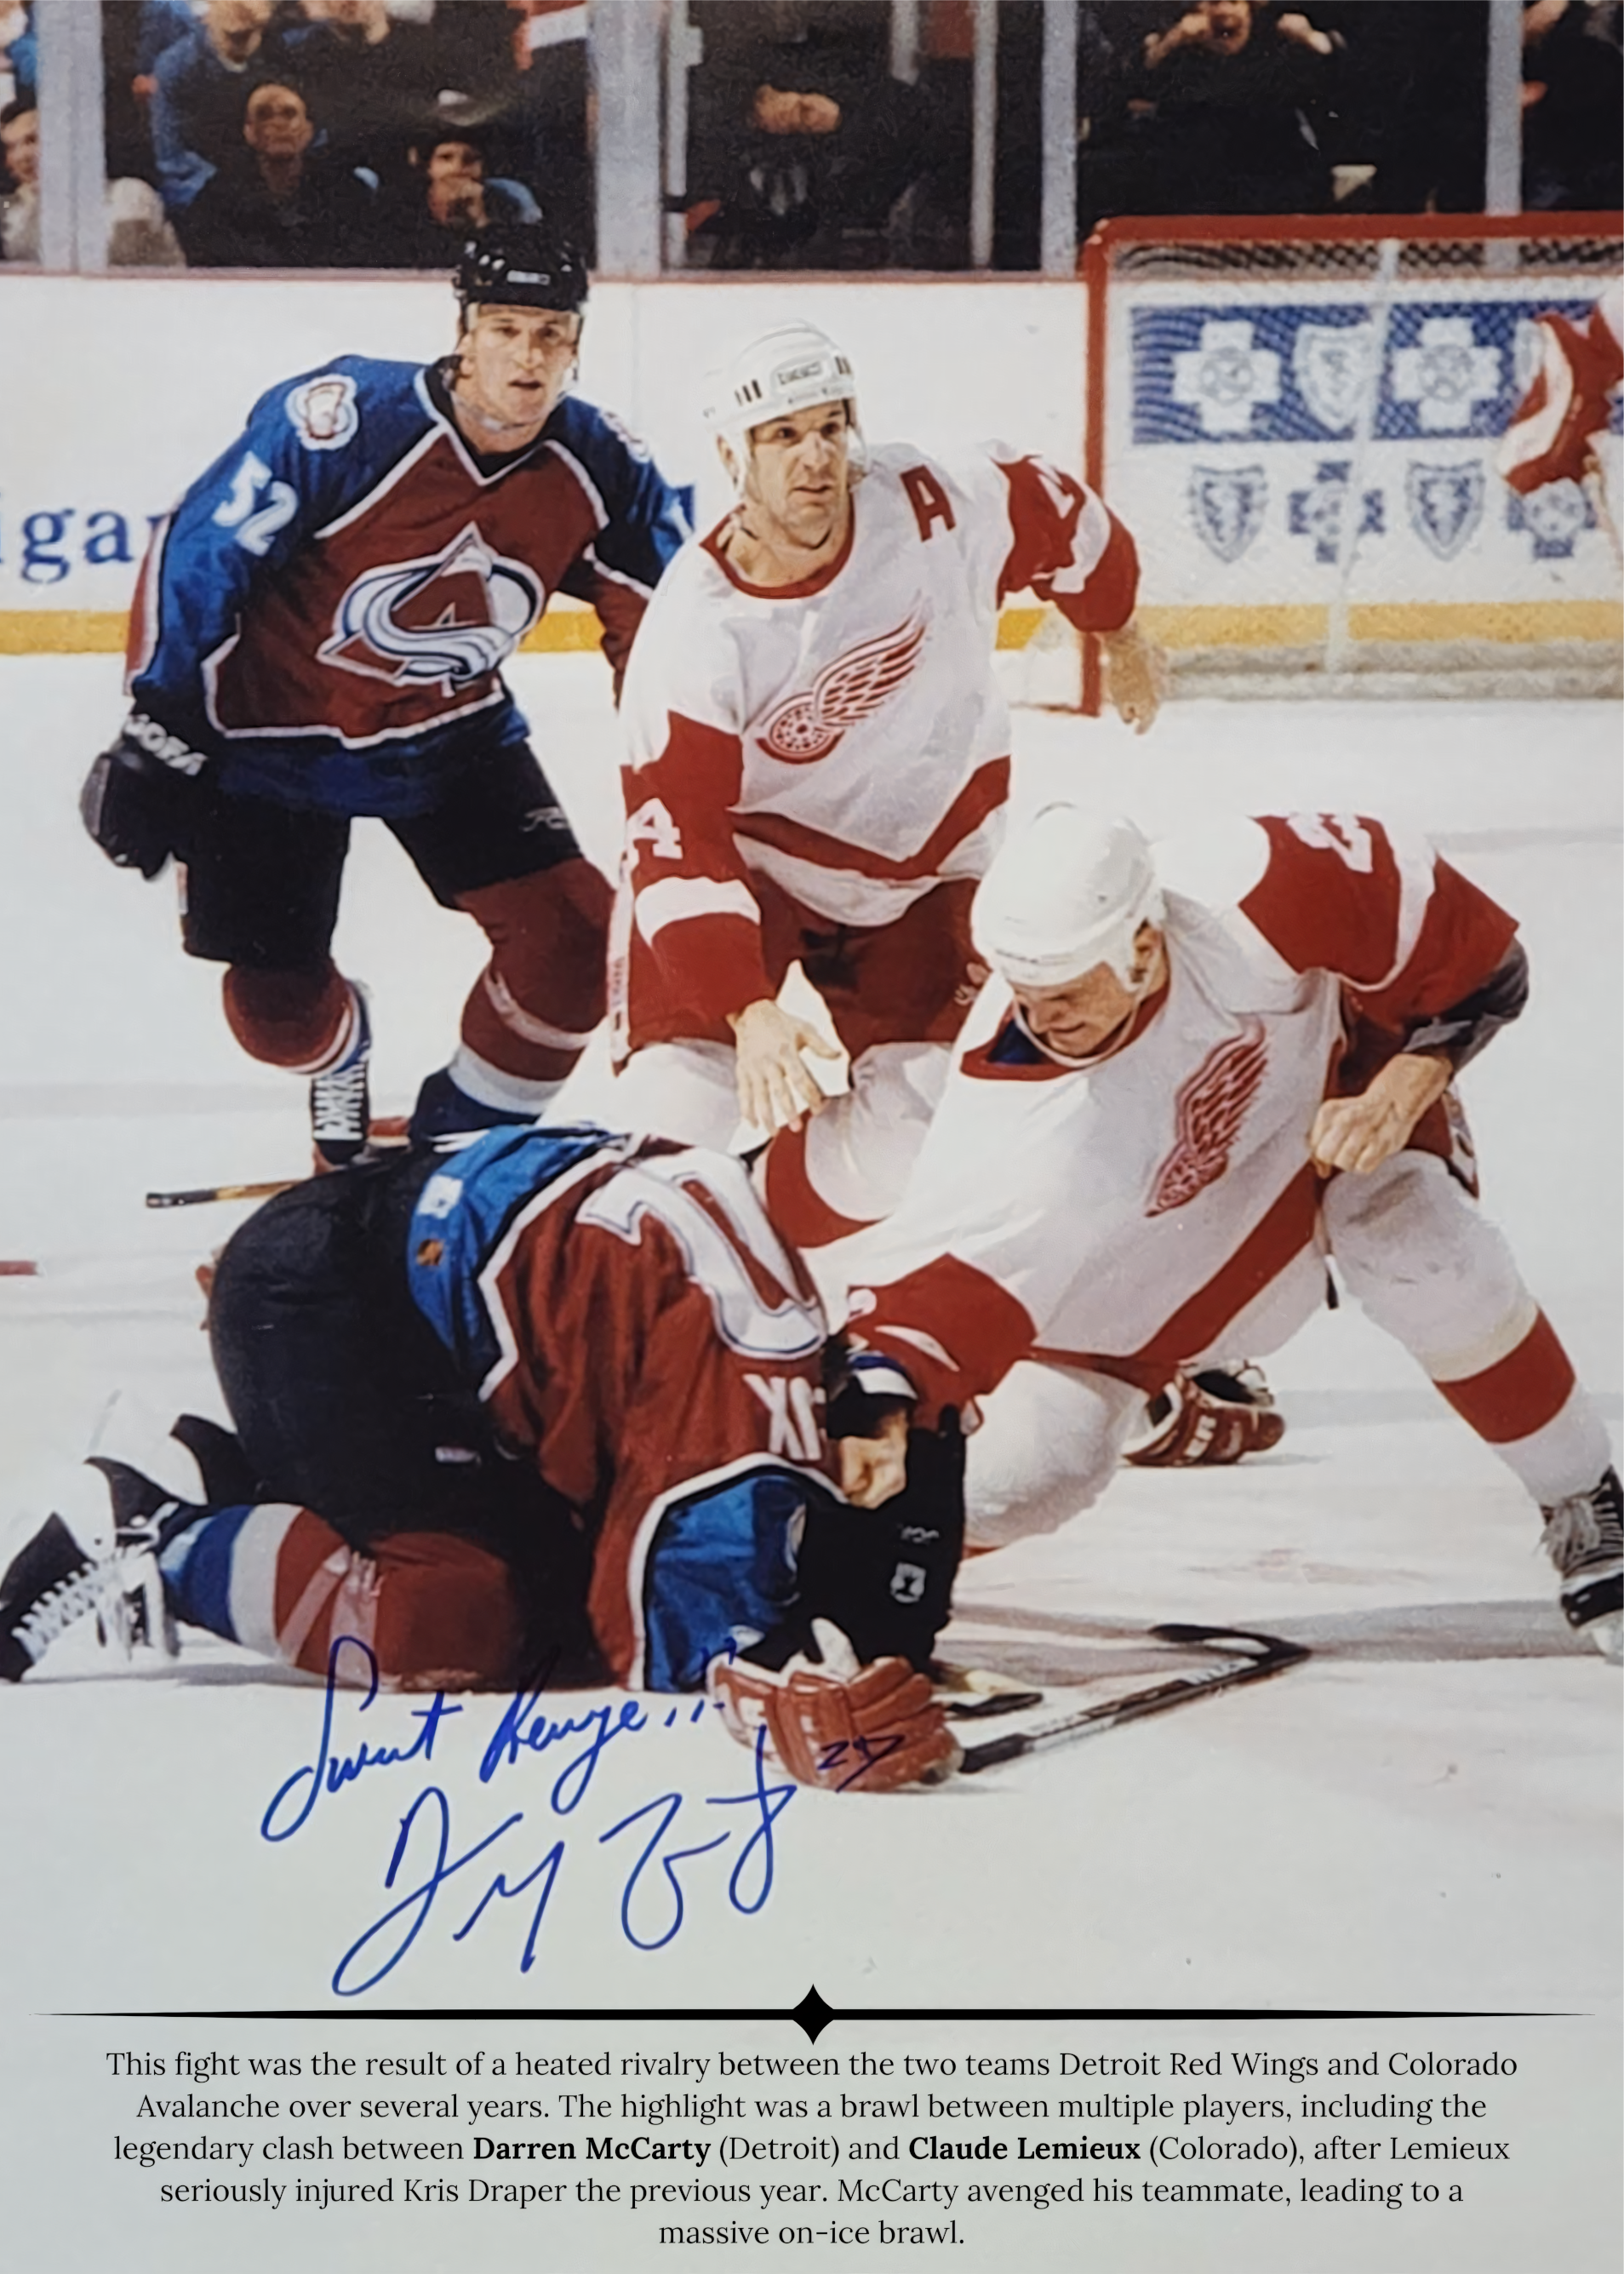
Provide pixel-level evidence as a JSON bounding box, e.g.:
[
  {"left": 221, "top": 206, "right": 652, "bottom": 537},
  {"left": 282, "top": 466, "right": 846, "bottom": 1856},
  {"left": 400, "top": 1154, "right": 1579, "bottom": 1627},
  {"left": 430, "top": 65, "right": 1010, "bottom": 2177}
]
[
  {"left": 0, "top": 1127, "right": 968, "bottom": 1791},
  {"left": 608, "top": 317, "right": 1168, "bottom": 1252},
  {"left": 834, "top": 805, "right": 1621, "bottom": 1664},
  {"left": 79, "top": 225, "right": 690, "bottom": 1168}
]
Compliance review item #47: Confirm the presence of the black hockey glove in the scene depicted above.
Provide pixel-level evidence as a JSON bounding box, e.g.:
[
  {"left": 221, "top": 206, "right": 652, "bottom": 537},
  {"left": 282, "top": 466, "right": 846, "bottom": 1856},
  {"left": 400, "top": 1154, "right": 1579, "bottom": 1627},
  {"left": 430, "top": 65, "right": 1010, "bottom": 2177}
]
[
  {"left": 80, "top": 714, "right": 210, "bottom": 879},
  {"left": 773, "top": 1412, "right": 968, "bottom": 1674}
]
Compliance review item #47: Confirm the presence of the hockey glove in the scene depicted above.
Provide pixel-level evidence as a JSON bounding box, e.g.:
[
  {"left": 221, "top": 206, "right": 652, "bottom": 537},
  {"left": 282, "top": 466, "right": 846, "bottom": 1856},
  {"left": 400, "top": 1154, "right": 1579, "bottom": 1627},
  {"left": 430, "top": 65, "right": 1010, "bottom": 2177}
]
[
  {"left": 793, "top": 1411, "right": 966, "bottom": 1670},
  {"left": 1123, "top": 1366, "right": 1285, "bottom": 1467},
  {"left": 80, "top": 715, "right": 210, "bottom": 879},
  {"left": 709, "top": 1621, "right": 961, "bottom": 1793}
]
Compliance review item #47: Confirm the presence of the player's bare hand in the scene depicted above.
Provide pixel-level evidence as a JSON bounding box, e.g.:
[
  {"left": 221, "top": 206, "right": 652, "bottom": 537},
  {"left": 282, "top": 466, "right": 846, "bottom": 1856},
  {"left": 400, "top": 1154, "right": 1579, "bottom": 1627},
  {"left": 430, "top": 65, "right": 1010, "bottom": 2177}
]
[
  {"left": 838, "top": 1408, "right": 911, "bottom": 1508},
  {"left": 1309, "top": 1053, "right": 1451, "bottom": 1177},
  {"left": 1100, "top": 620, "right": 1168, "bottom": 736},
  {"left": 729, "top": 999, "right": 841, "bottom": 1135}
]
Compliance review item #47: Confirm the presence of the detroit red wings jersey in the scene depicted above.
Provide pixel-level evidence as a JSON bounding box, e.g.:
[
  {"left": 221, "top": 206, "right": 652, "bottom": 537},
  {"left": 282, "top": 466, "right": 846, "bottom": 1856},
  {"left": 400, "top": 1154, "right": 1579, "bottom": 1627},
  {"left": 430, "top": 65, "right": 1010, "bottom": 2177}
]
[
  {"left": 615, "top": 442, "right": 1138, "bottom": 1034},
  {"left": 843, "top": 815, "right": 1519, "bottom": 1422}
]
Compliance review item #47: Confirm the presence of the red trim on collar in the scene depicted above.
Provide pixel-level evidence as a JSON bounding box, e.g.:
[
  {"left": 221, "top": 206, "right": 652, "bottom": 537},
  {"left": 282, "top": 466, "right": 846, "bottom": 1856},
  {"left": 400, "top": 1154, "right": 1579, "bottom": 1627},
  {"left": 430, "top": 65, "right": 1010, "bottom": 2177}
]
[{"left": 701, "top": 507, "right": 856, "bottom": 599}]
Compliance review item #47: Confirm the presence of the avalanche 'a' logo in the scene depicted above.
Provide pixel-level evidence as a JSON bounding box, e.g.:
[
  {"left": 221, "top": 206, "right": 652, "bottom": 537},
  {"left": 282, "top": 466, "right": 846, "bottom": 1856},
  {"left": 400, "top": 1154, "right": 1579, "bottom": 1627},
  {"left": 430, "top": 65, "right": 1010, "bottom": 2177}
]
[
  {"left": 320, "top": 524, "right": 543, "bottom": 691},
  {"left": 758, "top": 616, "right": 926, "bottom": 763},
  {"left": 1147, "top": 1020, "right": 1269, "bottom": 1216}
]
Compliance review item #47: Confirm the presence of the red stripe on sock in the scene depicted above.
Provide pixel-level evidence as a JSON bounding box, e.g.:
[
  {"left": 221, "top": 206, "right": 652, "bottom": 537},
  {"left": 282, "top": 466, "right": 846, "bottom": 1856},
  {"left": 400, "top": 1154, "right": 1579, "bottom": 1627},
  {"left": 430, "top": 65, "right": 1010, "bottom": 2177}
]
[{"left": 1432, "top": 1310, "right": 1576, "bottom": 1445}]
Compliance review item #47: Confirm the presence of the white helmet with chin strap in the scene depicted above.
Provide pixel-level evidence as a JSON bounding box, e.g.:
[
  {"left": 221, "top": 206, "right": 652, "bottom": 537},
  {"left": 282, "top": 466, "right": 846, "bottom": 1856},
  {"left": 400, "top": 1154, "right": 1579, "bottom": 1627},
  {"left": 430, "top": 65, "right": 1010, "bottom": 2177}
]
[
  {"left": 704, "top": 323, "right": 865, "bottom": 493},
  {"left": 972, "top": 807, "right": 1165, "bottom": 991}
]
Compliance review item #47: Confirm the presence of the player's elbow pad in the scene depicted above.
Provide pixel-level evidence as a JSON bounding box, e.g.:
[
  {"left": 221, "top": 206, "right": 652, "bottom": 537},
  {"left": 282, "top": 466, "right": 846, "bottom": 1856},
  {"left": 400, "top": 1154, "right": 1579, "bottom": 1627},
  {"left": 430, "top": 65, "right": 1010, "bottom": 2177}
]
[{"left": 1403, "top": 939, "right": 1530, "bottom": 1072}]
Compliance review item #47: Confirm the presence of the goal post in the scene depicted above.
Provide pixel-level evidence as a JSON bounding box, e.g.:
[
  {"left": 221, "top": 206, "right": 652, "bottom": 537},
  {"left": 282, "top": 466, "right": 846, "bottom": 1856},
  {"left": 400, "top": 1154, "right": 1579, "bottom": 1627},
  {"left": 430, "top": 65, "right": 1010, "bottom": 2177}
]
[{"left": 1076, "top": 211, "right": 1623, "bottom": 710}]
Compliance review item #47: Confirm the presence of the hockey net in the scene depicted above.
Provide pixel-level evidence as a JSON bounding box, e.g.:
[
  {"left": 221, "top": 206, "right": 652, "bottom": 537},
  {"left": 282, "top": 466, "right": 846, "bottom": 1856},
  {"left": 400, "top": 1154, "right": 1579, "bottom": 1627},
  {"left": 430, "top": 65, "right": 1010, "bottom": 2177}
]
[{"left": 1066, "top": 213, "right": 1623, "bottom": 708}]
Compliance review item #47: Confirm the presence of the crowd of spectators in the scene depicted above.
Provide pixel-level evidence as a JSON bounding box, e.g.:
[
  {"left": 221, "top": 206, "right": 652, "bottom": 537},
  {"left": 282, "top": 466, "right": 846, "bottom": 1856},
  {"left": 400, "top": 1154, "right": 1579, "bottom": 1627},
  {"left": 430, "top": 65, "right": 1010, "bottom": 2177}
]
[
  {"left": 0, "top": 1, "right": 1617, "bottom": 274},
  {"left": 2, "top": 0, "right": 586, "bottom": 269},
  {"left": 678, "top": 0, "right": 1621, "bottom": 273}
]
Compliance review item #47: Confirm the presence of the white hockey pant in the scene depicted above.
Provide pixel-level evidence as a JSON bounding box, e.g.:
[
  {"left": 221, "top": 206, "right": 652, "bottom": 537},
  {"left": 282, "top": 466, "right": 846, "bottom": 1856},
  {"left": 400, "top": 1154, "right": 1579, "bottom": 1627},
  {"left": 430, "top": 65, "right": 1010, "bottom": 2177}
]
[
  {"left": 965, "top": 1150, "right": 1610, "bottom": 1549},
  {"left": 1322, "top": 1150, "right": 1610, "bottom": 1503}
]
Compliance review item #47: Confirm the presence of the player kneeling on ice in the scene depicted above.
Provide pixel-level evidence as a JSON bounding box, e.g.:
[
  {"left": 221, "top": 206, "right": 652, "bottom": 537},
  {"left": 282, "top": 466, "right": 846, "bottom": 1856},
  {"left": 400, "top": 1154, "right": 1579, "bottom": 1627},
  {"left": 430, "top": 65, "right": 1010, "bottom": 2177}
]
[
  {"left": 0, "top": 1128, "right": 964, "bottom": 1790},
  {"left": 836, "top": 806, "right": 1621, "bottom": 1663},
  {"left": 79, "top": 226, "right": 691, "bottom": 1169}
]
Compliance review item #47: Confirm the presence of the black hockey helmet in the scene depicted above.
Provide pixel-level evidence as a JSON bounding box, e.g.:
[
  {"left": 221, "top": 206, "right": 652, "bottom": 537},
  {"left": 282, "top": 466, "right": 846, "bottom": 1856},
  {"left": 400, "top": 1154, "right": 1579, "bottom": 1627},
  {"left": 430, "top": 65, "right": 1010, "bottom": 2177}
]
[{"left": 455, "top": 224, "right": 589, "bottom": 321}]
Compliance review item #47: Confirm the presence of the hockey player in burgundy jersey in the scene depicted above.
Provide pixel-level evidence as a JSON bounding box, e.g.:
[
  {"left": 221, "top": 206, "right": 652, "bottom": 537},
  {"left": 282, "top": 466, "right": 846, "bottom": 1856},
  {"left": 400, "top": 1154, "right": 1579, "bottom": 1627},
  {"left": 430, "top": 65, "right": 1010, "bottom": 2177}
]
[
  {"left": 838, "top": 806, "right": 1621, "bottom": 1662},
  {"left": 0, "top": 1129, "right": 964, "bottom": 1790},
  {"left": 608, "top": 321, "right": 1164, "bottom": 1251},
  {"left": 1498, "top": 278, "right": 1622, "bottom": 508},
  {"left": 80, "top": 226, "right": 691, "bottom": 1164}
]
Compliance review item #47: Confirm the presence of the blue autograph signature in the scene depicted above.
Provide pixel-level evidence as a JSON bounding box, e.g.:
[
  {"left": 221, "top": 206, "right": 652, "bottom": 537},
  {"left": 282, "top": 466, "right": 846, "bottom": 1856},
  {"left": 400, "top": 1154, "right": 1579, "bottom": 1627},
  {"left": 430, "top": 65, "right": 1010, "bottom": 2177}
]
[
  {"left": 260, "top": 1635, "right": 465, "bottom": 1842},
  {"left": 259, "top": 1638, "right": 796, "bottom": 1998}
]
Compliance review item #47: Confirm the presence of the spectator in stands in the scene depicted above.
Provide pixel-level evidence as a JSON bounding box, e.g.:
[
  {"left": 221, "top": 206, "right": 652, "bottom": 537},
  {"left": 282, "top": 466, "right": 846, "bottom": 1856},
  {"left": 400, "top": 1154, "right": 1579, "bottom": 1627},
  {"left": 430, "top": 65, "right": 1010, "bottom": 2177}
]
[
  {"left": 1303, "top": 2, "right": 1486, "bottom": 216},
  {"left": 151, "top": 0, "right": 277, "bottom": 215},
  {"left": 688, "top": 46, "right": 939, "bottom": 269},
  {"left": 2, "top": 97, "right": 185, "bottom": 265},
  {"left": 375, "top": 119, "right": 541, "bottom": 269},
  {"left": 1521, "top": 0, "right": 1623, "bottom": 211},
  {"left": 1124, "top": 0, "right": 1345, "bottom": 216},
  {"left": 175, "top": 77, "right": 383, "bottom": 267},
  {"left": 133, "top": 0, "right": 209, "bottom": 102},
  {"left": 509, "top": 0, "right": 592, "bottom": 255},
  {"left": 277, "top": 0, "right": 452, "bottom": 198},
  {"left": 0, "top": 1, "right": 34, "bottom": 113}
]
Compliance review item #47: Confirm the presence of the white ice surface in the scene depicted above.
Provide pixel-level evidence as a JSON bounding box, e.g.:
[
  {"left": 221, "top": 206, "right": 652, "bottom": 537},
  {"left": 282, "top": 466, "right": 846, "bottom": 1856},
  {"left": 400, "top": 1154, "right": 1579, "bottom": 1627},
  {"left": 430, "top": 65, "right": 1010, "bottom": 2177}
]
[{"left": 0, "top": 658, "right": 1617, "bottom": 2271}]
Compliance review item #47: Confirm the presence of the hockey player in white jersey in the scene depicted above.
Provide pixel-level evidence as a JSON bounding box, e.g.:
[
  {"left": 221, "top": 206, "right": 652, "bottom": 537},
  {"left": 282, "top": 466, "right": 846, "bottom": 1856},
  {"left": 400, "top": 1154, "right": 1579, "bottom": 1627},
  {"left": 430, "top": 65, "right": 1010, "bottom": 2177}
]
[
  {"left": 609, "top": 321, "right": 1165, "bottom": 1252},
  {"left": 1497, "top": 277, "right": 1623, "bottom": 528},
  {"left": 836, "top": 805, "right": 1621, "bottom": 1662}
]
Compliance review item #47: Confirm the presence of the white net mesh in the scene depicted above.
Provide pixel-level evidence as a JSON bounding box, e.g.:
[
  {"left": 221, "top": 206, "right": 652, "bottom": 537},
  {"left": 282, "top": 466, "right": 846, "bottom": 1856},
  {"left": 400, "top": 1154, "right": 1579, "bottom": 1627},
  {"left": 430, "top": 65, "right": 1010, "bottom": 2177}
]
[{"left": 1085, "top": 219, "right": 1622, "bottom": 703}]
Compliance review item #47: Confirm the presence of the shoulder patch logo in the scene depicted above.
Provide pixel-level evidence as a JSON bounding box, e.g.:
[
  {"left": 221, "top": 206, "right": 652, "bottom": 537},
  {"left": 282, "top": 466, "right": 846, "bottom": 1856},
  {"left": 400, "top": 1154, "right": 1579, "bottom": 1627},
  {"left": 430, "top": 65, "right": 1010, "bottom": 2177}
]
[
  {"left": 319, "top": 524, "right": 543, "bottom": 690},
  {"left": 1148, "top": 1019, "right": 1270, "bottom": 1215},
  {"left": 287, "top": 372, "right": 360, "bottom": 451},
  {"left": 758, "top": 616, "right": 927, "bottom": 763}
]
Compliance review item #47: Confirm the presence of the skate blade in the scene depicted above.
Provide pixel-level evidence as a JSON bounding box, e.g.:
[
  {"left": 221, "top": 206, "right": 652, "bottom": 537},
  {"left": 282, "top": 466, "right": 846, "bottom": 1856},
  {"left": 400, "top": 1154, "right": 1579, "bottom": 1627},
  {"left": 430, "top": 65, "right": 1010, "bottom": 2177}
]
[{"left": 1583, "top": 1609, "right": 1622, "bottom": 1665}]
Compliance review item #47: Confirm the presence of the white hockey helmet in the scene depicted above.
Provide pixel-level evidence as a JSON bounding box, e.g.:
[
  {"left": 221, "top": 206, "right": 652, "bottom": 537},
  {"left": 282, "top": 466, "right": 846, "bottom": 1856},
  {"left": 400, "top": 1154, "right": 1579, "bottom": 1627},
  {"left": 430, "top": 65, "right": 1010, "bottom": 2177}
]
[
  {"left": 972, "top": 807, "right": 1165, "bottom": 990},
  {"left": 704, "top": 323, "right": 863, "bottom": 485}
]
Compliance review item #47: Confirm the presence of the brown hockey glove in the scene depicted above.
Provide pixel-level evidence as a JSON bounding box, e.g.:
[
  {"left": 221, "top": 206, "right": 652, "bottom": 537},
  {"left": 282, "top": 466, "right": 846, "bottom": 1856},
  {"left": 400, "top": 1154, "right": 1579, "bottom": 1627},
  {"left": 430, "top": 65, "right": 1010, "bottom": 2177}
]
[
  {"left": 708, "top": 1622, "right": 961, "bottom": 1793},
  {"left": 1123, "top": 1367, "right": 1285, "bottom": 1468}
]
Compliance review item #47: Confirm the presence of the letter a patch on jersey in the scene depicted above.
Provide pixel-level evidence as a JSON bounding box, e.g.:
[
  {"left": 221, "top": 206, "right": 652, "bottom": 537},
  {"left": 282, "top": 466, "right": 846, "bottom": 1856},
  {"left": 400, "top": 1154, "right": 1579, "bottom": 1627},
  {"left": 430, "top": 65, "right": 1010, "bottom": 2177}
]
[
  {"left": 1147, "top": 1020, "right": 1269, "bottom": 1215},
  {"left": 758, "top": 615, "right": 927, "bottom": 762}
]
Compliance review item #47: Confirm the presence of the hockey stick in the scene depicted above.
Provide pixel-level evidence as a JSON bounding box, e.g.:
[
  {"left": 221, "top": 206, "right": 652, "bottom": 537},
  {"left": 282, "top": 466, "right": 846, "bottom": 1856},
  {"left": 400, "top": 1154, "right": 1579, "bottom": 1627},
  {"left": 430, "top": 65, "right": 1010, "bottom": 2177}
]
[
  {"left": 145, "top": 1179, "right": 297, "bottom": 1210},
  {"left": 956, "top": 1624, "right": 1308, "bottom": 1773},
  {"left": 146, "top": 1128, "right": 415, "bottom": 1209}
]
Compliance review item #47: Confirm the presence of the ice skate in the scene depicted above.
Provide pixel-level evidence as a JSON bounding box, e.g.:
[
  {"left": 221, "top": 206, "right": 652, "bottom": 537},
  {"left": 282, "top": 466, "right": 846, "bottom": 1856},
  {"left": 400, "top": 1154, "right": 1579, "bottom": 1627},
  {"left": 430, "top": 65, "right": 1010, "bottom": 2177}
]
[
  {"left": 0, "top": 1515, "right": 106, "bottom": 1683},
  {"left": 0, "top": 1458, "right": 198, "bottom": 1681},
  {"left": 1541, "top": 1468, "right": 1623, "bottom": 1663}
]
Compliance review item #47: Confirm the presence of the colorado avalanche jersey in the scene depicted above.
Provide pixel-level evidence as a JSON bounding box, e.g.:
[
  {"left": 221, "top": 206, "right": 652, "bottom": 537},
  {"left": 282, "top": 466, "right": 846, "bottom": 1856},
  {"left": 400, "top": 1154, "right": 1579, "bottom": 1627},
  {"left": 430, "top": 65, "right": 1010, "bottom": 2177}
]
[
  {"left": 126, "top": 357, "right": 690, "bottom": 817},
  {"left": 843, "top": 816, "right": 1518, "bottom": 1423},
  {"left": 403, "top": 1124, "right": 839, "bottom": 1687},
  {"left": 615, "top": 442, "right": 1138, "bottom": 1038}
]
